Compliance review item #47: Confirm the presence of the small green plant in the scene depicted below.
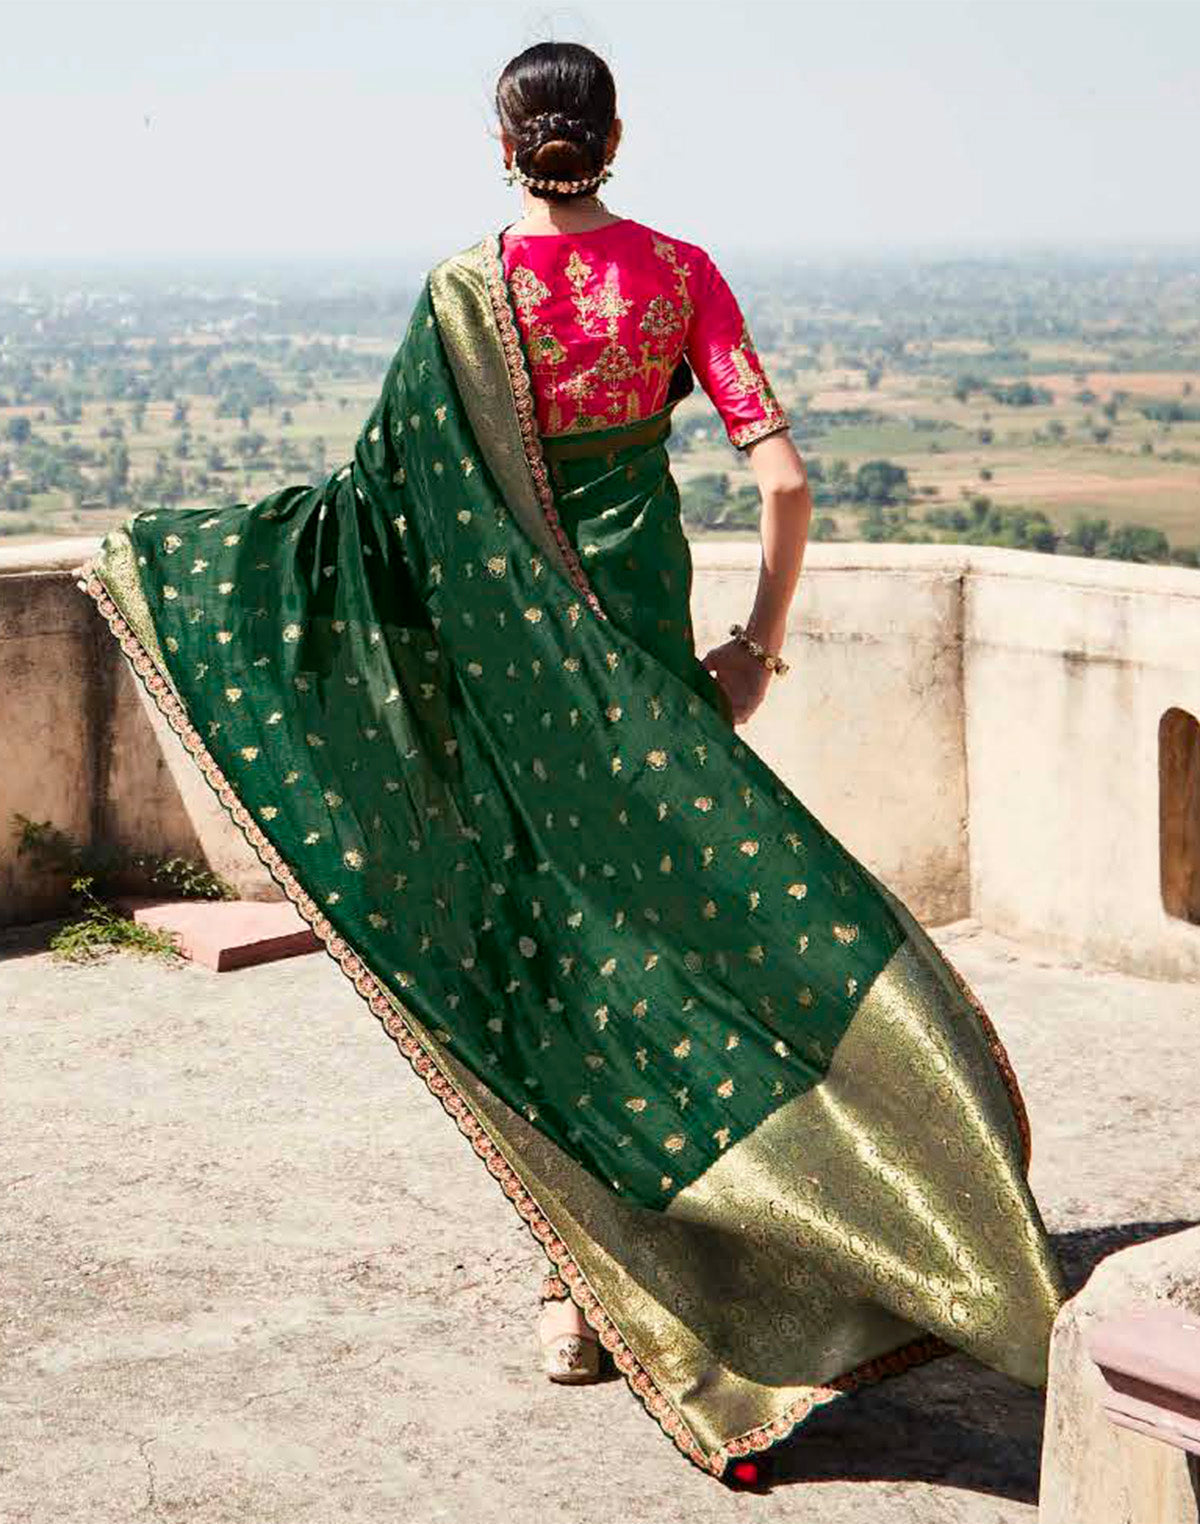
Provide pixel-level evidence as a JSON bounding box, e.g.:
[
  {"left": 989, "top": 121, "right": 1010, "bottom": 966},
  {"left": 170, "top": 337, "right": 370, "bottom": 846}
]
[
  {"left": 12, "top": 813, "right": 237, "bottom": 963},
  {"left": 47, "top": 874, "right": 184, "bottom": 963}
]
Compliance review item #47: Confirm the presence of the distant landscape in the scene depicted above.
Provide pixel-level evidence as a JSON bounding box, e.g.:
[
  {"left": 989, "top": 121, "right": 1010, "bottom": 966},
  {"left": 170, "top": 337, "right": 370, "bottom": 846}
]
[{"left": 2, "top": 250, "right": 1198, "bottom": 567}]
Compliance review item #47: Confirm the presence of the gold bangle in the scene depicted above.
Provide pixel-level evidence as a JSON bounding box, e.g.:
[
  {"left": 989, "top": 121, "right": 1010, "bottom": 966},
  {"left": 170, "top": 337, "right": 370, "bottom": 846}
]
[{"left": 730, "top": 623, "right": 790, "bottom": 677}]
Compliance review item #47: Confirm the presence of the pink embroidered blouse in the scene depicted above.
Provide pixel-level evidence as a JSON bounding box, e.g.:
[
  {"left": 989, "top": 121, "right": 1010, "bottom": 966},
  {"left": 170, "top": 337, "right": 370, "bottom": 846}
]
[{"left": 499, "top": 218, "right": 790, "bottom": 450}]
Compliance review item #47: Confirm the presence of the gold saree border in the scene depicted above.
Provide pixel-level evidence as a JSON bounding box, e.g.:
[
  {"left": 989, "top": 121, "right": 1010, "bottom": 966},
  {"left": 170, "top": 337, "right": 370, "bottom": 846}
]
[
  {"left": 70, "top": 549, "right": 717, "bottom": 1470},
  {"left": 478, "top": 232, "right": 610, "bottom": 623},
  {"left": 427, "top": 251, "right": 569, "bottom": 575}
]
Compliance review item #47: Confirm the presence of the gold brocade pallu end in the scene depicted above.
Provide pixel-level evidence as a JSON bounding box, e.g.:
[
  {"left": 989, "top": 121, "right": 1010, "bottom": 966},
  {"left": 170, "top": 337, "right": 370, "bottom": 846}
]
[{"left": 439, "top": 906, "right": 1066, "bottom": 1466}]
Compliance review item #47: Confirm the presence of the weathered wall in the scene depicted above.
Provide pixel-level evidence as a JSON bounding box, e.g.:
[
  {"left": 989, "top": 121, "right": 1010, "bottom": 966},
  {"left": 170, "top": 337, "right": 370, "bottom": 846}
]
[
  {"left": 0, "top": 547, "right": 103, "bottom": 921},
  {"left": 963, "top": 548, "right": 1200, "bottom": 981},
  {"left": 3, "top": 536, "right": 1200, "bottom": 983},
  {"left": 0, "top": 539, "right": 278, "bottom": 923},
  {"left": 692, "top": 542, "right": 969, "bottom": 925}
]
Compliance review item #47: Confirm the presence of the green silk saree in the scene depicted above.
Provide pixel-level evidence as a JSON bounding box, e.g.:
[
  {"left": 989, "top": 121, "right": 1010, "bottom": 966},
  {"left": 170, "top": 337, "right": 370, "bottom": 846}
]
[{"left": 75, "top": 232, "right": 1065, "bottom": 1478}]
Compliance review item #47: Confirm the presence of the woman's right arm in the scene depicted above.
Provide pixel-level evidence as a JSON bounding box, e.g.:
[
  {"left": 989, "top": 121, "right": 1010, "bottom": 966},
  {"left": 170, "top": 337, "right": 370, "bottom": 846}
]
[
  {"left": 698, "top": 431, "right": 812, "bottom": 724},
  {"left": 740, "top": 428, "right": 812, "bottom": 659},
  {"left": 684, "top": 247, "right": 813, "bottom": 722}
]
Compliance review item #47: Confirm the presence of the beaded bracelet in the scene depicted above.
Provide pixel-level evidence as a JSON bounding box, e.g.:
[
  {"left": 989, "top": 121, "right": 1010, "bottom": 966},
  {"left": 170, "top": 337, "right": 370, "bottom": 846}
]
[{"left": 730, "top": 623, "right": 790, "bottom": 677}]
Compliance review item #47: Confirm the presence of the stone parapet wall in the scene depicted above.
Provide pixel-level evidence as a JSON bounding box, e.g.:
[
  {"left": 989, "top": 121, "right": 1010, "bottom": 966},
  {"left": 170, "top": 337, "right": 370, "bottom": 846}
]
[{"left": 3, "top": 536, "right": 1199, "bottom": 980}]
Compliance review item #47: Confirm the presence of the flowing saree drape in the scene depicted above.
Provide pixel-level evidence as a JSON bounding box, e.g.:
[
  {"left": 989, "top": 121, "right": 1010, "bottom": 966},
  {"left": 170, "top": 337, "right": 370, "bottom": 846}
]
[{"left": 75, "top": 232, "right": 1065, "bottom": 1477}]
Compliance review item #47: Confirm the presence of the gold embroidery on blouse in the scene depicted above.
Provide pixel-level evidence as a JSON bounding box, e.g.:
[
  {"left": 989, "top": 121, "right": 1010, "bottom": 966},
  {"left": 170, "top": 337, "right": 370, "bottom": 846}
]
[
  {"left": 556, "top": 253, "right": 638, "bottom": 422},
  {"left": 727, "top": 318, "right": 788, "bottom": 446},
  {"left": 504, "top": 232, "right": 711, "bottom": 435},
  {"left": 651, "top": 237, "right": 696, "bottom": 322},
  {"left": 640, "top": 294, "right": 682, "bottom": 339},
  {"left": 509, "top": 265, "right": 550, "bottom": 320},
  {"left": 730, "top": 413, "right": 791, "bottom": 449}
]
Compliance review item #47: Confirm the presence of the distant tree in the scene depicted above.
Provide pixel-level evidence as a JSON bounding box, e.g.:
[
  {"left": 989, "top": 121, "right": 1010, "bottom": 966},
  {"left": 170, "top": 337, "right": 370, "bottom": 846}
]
[
  {"left": 852, "top": 459, "right": 910, "bottom": 506},
  {"left": 926, "top": 506, "right": 971, "bottom": 533},
  {"left": 6, "top": 416, "right": 31, "bottom": 444},
  {"left": 680, "top": 472, "right": 733, "bottom": 529},
  {"left": 989, "top": 380, "right": 1053, "bottom": 408},
  {"left": 102, "top": 441, "right": 130, "bottom": 508},
  {"left": 952, "top": 374, "right": 986, "bottom": 404},
  {"left": 1064, "top": 516, "right": 1110, "bottom": 557},
  {"left": 1105, "top": 524, "right": 1170, "bottom": 563},
  {"left": 233, "top": 431, "right": 268, "bottom": 461},
  {"left": 1141, "top": 400, "right": 1200, "bottom": 423}
]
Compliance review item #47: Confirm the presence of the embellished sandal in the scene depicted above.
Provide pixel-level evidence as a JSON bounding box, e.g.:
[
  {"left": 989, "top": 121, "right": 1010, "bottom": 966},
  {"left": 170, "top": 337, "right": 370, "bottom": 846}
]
[{"left": 538, "top": 1274, "right": 602, "bottom": 1385}]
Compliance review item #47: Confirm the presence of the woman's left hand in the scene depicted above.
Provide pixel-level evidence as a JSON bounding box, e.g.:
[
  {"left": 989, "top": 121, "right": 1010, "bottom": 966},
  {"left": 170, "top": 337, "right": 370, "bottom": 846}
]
[{"left": 700, "top": 639, "right": 774, "bottom": 726}]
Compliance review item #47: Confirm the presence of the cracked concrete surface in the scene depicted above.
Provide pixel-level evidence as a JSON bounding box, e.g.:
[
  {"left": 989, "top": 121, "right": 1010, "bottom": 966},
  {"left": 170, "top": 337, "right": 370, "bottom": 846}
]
[{"left": 2, "top": 917, "right": 1197, "bottom": 1523}]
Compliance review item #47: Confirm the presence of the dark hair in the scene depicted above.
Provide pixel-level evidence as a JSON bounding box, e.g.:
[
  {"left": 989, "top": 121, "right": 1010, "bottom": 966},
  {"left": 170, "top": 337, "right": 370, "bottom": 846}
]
[{"left": 495, "top": 42, "right": 616, "bottom": 203}]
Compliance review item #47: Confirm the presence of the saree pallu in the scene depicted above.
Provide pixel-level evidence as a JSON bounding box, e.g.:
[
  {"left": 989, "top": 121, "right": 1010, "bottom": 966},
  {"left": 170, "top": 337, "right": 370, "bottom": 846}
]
[{"left": 75, "top": 232, "right": 1066, "bottom": 1478}]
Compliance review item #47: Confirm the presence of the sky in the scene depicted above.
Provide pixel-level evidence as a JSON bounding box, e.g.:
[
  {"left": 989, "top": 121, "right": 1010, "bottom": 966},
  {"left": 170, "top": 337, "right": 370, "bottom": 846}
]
[{"left": 2, "top": 0, "right": 1197, "bottom": 265}]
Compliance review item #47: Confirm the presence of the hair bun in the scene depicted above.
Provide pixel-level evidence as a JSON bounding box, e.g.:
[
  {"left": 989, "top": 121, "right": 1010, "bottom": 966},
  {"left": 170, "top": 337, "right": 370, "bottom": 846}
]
[
  {"left": 529, "top": 137, "right": 591, "bottom": 179},
  {"left": 523, "top": 110, "right": 601, "bottom": 179},
  {"left": 495, "top": 42, "right": 617, "bottom": 203}
]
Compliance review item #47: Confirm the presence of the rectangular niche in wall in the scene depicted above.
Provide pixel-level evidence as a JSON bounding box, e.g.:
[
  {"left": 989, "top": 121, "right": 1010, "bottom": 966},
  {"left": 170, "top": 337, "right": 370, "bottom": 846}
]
[{"left": 1159, "top": 706, "right": 1200, "bottom": 925}]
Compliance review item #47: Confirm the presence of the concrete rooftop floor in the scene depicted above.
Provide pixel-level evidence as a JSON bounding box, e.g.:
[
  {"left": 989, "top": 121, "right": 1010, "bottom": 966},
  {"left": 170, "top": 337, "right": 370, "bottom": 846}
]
[{"left": 2, "top": 915, "right": 1198, "bottom": 1524}]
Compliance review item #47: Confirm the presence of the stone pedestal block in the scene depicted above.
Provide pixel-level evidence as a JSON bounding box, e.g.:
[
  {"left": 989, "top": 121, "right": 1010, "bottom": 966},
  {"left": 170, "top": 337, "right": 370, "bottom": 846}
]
[{"left": 1039, "top": 1226, "right": 1200, "bottom": 1523}]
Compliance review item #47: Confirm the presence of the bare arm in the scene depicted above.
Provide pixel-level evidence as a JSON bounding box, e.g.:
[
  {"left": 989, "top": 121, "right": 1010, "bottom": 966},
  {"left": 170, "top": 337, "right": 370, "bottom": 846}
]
[
  {"left": 741, "top": 430, "right": 812, "bottom": 650},
  {"left": 699, "top": 430, "right": 813, "bottom": 725}
]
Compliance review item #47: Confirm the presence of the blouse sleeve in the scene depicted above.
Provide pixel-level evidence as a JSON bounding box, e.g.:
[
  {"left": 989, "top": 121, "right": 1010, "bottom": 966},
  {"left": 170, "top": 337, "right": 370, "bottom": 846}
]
[{"left": 685, "top": 249, "right": 790, "bottom": 450}]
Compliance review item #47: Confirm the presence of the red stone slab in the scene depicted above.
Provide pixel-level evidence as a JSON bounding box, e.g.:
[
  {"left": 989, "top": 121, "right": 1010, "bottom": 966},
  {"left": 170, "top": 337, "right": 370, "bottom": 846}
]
[
  {"left": 1089, "top": 1307, "right": 1200, "bottom": 1457},
  {"left": 115, "top": 897, "right": 321, "bottom": 972}
]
